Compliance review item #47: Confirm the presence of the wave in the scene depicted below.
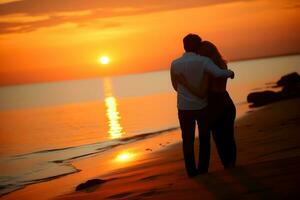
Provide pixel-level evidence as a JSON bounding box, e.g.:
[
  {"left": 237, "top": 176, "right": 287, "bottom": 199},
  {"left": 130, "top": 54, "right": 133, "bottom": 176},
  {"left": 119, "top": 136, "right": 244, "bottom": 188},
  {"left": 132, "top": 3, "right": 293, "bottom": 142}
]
[{"left": 0, "top": 126, "right": 179, "bottom": 196}]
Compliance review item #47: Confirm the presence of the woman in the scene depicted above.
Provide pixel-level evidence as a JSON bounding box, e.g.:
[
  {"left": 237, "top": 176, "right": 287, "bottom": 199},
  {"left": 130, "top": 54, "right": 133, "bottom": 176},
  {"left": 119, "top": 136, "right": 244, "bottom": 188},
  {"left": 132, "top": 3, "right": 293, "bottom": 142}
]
[{"left": 177, "top": 41, "right": 237, "bottom": 168}]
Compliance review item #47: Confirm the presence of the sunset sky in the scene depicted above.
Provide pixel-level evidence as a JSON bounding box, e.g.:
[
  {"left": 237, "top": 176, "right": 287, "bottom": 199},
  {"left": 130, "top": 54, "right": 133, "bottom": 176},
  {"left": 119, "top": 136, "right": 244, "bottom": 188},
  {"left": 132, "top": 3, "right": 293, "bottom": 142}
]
[{"left": 0, "top": 0, "right": 299, "bottom": 85}]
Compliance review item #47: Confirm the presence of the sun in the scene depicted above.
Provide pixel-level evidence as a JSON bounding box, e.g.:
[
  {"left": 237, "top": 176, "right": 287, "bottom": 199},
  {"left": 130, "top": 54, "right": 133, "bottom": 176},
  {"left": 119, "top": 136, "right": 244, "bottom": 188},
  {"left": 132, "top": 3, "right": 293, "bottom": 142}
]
[{"left": 98, "top": 56, "right": 110, "bottom": 65}]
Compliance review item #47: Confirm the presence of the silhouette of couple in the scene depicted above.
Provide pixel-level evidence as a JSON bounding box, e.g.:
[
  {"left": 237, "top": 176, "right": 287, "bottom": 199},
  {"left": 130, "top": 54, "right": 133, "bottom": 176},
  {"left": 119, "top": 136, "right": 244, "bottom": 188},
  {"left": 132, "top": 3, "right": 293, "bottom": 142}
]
[{"left": 170, "top": 34, "right": 237, "bottom": 177}]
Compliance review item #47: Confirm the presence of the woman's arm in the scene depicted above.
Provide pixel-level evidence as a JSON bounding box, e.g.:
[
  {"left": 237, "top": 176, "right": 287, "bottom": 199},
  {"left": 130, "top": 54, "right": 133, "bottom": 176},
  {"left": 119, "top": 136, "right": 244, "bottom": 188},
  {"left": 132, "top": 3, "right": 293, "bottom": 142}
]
[{"left": 175, "top": 73, "right": 209, "bottom": 98}]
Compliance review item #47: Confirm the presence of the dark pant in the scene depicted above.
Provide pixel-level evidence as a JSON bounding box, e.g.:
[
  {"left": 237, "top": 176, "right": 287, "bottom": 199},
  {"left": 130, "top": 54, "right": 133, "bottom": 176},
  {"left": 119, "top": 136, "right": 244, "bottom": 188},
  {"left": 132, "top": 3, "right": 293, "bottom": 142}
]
[
  {"left": 208, "top": 91, "right": 237, "bottom": 168},
  {"left": 178, "top": 108, "right": 210, "bottom": 176}
]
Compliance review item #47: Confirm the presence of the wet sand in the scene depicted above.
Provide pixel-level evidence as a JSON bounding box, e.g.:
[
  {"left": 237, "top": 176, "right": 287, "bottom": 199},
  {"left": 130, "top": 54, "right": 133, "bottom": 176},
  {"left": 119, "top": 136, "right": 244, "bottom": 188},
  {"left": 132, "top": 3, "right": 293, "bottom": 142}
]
[{"left": 55, "top": 98, "right": 300, "bottom": 200}]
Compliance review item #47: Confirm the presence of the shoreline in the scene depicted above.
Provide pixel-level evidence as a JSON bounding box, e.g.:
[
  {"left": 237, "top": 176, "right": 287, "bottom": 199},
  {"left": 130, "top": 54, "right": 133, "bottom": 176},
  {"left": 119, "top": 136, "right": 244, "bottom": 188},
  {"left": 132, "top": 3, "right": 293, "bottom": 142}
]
[
  {"left": 0, "top": 100, "right": 251, "bottom": 197},
  {"left": 1, "top": 126, "right": 182, "bottom": 199},
  {"left": 3, "top": 98, "right": 299, "bottom": 199}
]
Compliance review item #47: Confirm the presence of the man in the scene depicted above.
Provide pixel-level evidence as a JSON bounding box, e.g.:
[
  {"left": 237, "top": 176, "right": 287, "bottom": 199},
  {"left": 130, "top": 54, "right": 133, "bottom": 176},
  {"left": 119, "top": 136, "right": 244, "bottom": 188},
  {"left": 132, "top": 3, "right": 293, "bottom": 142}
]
[{"left": 170, "top": 34, "right": 234, "bottom": 177}]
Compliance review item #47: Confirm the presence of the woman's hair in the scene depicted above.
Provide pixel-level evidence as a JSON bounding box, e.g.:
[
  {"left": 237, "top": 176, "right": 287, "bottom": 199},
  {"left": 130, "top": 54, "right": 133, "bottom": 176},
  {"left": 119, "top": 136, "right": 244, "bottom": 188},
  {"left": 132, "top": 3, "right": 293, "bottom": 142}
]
[{"left": 198, "top": 41, "right": 227, "bottom": 69}]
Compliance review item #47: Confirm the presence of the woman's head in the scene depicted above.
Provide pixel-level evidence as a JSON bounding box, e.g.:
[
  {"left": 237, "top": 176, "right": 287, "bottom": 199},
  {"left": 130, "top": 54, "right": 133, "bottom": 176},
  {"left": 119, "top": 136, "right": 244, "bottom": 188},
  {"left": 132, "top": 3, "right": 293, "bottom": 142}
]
[{"left": 198, "top": 41, "right": 227, "bottom": 68}]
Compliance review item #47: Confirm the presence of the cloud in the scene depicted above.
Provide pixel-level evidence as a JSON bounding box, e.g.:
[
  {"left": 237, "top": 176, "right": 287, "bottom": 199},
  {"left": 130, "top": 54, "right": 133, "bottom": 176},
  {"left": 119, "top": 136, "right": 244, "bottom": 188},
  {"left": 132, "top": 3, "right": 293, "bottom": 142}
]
[
  {"left": 0, "top": 15, "right": 122, "bottom": 34},
  {"left": 0, "top": 0, "right": 239, "bottom": 34}
]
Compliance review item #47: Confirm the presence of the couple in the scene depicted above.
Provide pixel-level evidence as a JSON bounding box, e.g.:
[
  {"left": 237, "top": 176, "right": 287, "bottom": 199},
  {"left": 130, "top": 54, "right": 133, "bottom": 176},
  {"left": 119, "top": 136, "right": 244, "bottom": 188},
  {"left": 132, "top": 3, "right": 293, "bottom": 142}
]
[{"left": 170, "top": 34, "right": 237, "bottom": 177}]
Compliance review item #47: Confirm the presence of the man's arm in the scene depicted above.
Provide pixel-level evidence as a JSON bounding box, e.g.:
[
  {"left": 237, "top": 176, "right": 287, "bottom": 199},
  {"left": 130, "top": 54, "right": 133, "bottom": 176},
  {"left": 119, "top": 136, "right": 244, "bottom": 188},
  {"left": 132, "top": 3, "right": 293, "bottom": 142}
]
[
  {"left": 204, "top": 58, "right": 234, "bottom": 78},
  {"left": 170, "top": 67, "right": 178, "bottom": 91}
]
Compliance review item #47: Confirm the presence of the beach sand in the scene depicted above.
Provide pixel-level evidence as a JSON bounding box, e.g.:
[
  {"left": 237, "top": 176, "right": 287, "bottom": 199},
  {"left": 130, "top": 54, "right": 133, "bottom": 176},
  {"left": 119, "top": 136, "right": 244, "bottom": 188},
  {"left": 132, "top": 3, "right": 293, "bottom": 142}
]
[
  {"left": 2, "top": 98, "right": 300, "bottom": 200},
  {"left": 53, "top": 98, "right": 300, "bottom": 200}
]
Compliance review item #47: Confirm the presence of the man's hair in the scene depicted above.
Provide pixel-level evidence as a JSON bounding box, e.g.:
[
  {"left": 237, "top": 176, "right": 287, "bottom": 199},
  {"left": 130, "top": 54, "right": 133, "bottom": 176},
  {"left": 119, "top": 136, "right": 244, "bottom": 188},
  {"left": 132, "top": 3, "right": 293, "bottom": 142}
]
[{"left": 183, "top": 34, "right": 202, "bottom": 52}]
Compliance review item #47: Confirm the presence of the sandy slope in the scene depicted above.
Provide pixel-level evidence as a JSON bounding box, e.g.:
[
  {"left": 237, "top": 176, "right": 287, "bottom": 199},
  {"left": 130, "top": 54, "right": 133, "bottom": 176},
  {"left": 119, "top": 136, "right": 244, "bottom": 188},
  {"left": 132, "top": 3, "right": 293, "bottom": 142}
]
[{"left": 56, "top": 98, "right": 300, "bottom": 200}]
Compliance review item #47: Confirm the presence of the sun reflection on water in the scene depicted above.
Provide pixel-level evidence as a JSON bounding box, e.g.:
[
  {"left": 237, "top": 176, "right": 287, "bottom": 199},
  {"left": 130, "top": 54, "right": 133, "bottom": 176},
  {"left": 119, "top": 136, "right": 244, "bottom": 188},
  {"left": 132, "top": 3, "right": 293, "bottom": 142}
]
[
  {"left": 115, "top": 152, "right": 136, "bottom": 162},
  {"left": 105, "top": 96, "right": 124, "bottom": 139},
  {"left": 103, "top": 78, "right": 125, "bottom": 139}
]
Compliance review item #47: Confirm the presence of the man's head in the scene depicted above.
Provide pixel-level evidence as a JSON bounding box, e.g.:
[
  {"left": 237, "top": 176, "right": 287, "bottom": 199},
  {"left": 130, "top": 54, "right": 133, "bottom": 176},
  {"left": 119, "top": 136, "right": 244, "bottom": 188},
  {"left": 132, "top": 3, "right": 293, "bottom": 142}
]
[{"left": 183, "top": 34, "right": 202, "bottom": 53}]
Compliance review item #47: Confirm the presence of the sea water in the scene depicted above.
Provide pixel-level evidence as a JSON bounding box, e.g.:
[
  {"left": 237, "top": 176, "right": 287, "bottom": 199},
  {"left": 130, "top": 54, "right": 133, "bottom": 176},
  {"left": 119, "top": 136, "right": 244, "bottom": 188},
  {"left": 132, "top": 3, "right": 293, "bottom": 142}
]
[{"left": 0, "top": 54, "right": 299, "bottom": 195}]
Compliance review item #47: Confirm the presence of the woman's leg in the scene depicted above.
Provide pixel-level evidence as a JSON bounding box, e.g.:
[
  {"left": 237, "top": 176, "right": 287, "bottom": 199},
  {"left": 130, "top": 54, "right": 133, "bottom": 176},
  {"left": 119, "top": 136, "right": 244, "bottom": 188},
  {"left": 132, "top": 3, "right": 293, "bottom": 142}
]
[
  {"left": 196, "top": 108, "right": 211, "bottom": 173},
  {"left": 208, "top": 93, "right": 228, "bottom": 167},
  {"left": 218, "top": 99, "right": 237, "bottom": 168},
  {"left": 211, "top": 94, "right": 237, "bottom": 168},
  {"left": 212, "top": 121, "right": 228, "bottom": 167},
  {"left": 226, "top": 101, "right": 237, "bottom": 166}
]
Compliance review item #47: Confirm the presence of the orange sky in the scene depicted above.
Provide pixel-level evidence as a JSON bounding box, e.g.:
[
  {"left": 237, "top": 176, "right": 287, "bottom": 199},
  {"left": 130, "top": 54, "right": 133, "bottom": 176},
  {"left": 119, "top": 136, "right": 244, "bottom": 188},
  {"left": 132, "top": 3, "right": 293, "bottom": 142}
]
[{"left": 0, "top": 0, "right": 299, "bottom": 85}]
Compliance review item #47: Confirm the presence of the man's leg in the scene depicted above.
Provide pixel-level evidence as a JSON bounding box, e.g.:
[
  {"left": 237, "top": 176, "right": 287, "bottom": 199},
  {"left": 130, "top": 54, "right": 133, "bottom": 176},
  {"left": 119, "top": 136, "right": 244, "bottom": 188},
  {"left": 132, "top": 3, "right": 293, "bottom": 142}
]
[
  {"left": 197, "top": 109, "right": 211, "bottom": 174},
  {"left": 178, "top": 110, "right": 197, "bottom": 177}
]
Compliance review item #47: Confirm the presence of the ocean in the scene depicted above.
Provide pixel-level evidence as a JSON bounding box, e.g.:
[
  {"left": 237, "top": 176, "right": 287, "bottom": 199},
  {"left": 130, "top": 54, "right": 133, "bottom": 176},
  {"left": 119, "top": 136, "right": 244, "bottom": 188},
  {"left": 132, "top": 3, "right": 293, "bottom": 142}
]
[{"left": 0, "top": 54, "right": 299, "bottom": 196}]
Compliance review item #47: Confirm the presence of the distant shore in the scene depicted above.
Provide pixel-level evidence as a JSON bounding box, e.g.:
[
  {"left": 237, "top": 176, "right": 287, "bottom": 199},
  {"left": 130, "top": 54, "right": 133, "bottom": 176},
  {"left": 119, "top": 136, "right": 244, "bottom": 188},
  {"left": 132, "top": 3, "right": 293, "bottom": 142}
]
[
  {"left": 228, "top": 52, "right": 300, "bottom": 63},
  {"left": 50, "top": 98, "right": 300, "bottom": 200},
  {"left": 0, "top": 53, "right": 299, "bottom": 87}
]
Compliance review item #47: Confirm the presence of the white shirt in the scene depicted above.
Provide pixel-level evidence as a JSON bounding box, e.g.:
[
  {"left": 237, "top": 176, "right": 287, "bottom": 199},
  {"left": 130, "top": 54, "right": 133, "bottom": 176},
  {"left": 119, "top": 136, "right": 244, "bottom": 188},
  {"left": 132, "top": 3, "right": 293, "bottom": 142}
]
[{"left": 170, "top": 52, "right": 233, "bottom": 110}]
